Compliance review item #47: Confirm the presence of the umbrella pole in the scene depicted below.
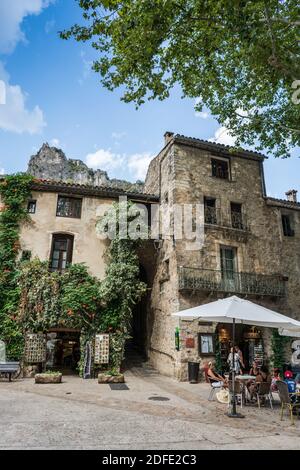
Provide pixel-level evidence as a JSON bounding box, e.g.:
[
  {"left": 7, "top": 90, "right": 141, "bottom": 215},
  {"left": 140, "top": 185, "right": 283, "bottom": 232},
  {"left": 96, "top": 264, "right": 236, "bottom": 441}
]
[{"left": 227, "top": 317, "right": 244, "bottom": 418}]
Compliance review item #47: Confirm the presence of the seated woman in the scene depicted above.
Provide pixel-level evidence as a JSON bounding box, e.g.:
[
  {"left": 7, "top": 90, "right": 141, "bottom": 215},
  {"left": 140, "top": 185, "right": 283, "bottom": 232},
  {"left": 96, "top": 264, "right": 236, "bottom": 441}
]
[
  {"left": 247, "top": 365, "right": 271, "bottom": 400},
  {"left": 249, "top": 359, "right": 260, "bottom": 378},
  {"left": 246, "top": 359, "right": 260, "bottom": 391},
  {"left": 271, "top": 367, "right": 281, "bottom": 392},
  {"left": 256, "top": 366, "right": 271, "bottom": 383},
  {"left": 207, "top": 361, "right": 227, "bottom": 387}
]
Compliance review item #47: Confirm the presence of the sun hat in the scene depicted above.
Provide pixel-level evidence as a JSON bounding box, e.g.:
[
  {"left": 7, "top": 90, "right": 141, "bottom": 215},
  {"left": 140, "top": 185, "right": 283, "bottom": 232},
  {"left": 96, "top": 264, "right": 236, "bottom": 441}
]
[
  {"left": 216, "top": 388, "right": 229, "bottom": 404},
  {"left": 284, "top": 370, "right": 293, "bottom": 378}
]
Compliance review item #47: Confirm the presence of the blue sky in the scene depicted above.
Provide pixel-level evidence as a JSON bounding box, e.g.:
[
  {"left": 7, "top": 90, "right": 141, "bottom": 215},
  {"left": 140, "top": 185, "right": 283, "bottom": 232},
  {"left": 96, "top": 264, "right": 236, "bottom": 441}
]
[{"left": 0, "top": 0, "right": 299, "bottom": 199}]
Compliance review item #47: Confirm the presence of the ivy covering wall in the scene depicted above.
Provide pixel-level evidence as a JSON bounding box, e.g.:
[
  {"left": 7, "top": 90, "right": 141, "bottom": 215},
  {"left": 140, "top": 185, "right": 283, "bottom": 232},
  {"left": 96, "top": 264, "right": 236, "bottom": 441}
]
[
  {"left": 0, "top": 176, "right": 147, "bottom": 373},
  {"left": 0, "top": 174, "right": 34, "bottom": 359}
]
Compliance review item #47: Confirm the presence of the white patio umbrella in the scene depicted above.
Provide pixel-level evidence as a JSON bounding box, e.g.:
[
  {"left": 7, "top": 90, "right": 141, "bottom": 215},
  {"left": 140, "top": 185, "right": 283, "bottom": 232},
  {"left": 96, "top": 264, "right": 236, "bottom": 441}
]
[{"left": 172, "top": 295, "right": 300, "bottom": 418}]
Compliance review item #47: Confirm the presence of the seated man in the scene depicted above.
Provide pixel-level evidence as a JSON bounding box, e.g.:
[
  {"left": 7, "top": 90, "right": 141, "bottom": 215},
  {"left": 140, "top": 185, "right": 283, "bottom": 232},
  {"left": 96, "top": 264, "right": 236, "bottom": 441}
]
[
  {"left": 284, "top": 370, "right": 298, "bottom": 403},
  {"left": 207, "top": 361, "right": 227, "bottom": 387}
]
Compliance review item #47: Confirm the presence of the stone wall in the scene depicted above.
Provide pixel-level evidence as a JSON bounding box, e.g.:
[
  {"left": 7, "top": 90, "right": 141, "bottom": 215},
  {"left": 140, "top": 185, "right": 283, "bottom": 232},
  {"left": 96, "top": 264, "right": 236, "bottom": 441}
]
[
  {"left": 145, "top": 138, "right": 300, "bottom": 380},
  {"left": 19, "top": 190, "right": 114, "bottom": 279}
]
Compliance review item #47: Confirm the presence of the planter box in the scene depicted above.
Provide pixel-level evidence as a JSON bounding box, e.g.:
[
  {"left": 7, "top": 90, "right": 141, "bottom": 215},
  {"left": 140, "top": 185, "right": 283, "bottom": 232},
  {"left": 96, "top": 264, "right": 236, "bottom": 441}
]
[
  {"left": 98, "top": 373, "right": 124, "bottom": 384},
  {"left": 35, "top": 373, "right": 62, "bottom": 384}
]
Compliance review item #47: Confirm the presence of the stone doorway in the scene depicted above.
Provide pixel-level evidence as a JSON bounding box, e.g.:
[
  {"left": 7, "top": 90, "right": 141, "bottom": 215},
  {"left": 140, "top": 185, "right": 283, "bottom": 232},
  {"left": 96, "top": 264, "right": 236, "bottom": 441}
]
[
  {"left": 129, "top": 265, "right": 148, "bottom": 360},
  {"left": 46, "top": 329, "right": 81, "bottom": 375}
]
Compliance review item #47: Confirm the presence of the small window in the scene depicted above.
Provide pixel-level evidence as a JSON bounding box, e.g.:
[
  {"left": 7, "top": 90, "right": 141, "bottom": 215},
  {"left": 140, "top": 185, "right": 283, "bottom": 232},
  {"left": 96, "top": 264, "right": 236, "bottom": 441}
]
[
  {"left": 231, "top": 202, "right": 244, "bottom": 229},
  {"left": 21, "top": 250, "right": 31, "bottom": 261},
  {"left": 282, "top": 214, "right": 294, "bottom": 237},
  {"left": 204, "top": 197, "right": 217, "bottom": 224},
  {"left": 50, "top": 234, "right": 74, "bottom": 271},
  {"left": 56, "top": 196, "right": 82, "bottom": 219},
  {"left": 27, "top": 200, "right": 36, "bottom": 214},
  {"left": 211, "top": 158, "right": 229, "bottom": 180},
  {"left": 198, "top": 333, "right": 215, "bottom": 355}
]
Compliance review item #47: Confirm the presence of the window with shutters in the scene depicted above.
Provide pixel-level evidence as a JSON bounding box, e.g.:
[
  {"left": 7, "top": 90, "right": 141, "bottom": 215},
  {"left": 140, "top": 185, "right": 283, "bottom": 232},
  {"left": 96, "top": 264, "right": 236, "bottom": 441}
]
[{"left": 50, "top": 234, "right": 74, "bottom": 271}]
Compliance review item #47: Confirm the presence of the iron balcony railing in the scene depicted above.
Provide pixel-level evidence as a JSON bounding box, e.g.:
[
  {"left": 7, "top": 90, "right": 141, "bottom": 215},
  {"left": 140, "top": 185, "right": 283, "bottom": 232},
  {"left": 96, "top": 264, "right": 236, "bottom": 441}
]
[
  {"left": 178, "top": 266, "right": 287, "bottom": 297},
  {"left": 204, "top": 206, "right": 218, "bottom": 225},
  {"left": 204, "top": 206, "right": 248, "bottom": 231}
]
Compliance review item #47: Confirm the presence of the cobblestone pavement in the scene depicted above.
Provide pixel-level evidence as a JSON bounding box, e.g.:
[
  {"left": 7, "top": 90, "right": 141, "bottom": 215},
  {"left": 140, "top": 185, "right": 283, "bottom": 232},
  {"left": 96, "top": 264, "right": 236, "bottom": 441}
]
[{"left": 1, "top": 364, "right": 300, "bottom": 449}]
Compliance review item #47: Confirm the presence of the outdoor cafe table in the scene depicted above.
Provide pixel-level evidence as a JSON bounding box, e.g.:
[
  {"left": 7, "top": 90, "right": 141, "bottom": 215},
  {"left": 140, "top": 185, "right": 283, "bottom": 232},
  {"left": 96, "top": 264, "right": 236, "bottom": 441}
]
[{"left": 235, "top": 375, "right": 256, "bottom": 404}]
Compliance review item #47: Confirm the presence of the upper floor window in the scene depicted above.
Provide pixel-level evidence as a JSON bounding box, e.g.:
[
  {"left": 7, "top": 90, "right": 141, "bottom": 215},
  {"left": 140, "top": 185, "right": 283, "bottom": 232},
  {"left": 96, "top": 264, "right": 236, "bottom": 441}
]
[
  {"left": 50, "top": 234, "right": 74, "bottom": 271},
  {"left": 204, "top": 197, "right": 217, "bottom": 224},
  {"left": 231, "top": 202, "right": 244, "bottom": 230},
  {"left": 211, "top": 158, "right": 229, "bottom": 180},
  {"left": 56, "top": 196, "right": 82, "bottom": 219},
  {"left": 27, "top": 200, "right": 36, "bottom": 214},
  {"left": 282, "top": 214, "right": 294, "bottom": 237}
]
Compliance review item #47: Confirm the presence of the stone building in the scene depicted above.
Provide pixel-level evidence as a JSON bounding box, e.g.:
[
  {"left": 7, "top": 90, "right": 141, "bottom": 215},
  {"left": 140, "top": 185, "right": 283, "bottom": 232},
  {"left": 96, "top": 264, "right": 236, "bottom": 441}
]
[
  {"left": 143, "top": 132, "right": 300, "bottom": 380},
  {"left": 10, "top": 134, "right": 300, "bottom": 379}
]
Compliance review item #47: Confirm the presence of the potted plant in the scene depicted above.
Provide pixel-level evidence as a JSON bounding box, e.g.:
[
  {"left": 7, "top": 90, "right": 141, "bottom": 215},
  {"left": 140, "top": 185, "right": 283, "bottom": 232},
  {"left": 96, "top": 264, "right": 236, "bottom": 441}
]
[
  {"left": 35, "top": 370, "right": 62, "bottom": 384},
  {"left": 98, "top": 367, "right": 124, "bottom": 384}
]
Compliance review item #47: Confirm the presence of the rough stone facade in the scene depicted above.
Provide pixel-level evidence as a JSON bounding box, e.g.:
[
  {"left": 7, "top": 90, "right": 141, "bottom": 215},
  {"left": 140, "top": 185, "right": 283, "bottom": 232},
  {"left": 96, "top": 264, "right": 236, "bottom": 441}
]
[
  {"left": 10, "top": 136, "right": 300, "bottom": 381},
  {"left": 144, "top": 133, "right": 300, "bottom": 380}
]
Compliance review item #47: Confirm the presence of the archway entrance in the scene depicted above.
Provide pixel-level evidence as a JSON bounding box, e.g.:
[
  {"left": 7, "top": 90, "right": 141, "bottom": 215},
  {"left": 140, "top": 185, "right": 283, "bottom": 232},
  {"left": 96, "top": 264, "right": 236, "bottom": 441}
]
[
  {"left": 126, "top": 265, "right": 148, "bottom": 362},
  {"left": 46, "top": 328, "right": 81, "bottom": 375}
]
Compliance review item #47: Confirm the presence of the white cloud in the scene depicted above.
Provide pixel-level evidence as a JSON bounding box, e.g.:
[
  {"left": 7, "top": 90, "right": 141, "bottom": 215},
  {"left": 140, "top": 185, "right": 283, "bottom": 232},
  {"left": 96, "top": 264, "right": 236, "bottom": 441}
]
[
  {"left": 85, "top": 149, "right": 154, "bottom": 181},
  {"left": 127, "top": 153, "right": 154, "bottom": 180},
  {"left": 86, "top": 149, "right": 124, "bottom": 171},
  {"left": 194, "top": 97, "right": 210, "bottom": 119},
  {"left": 0, "top": 168, "right": 5, "bottom": 175},
  {"left": 0, "top": 80, "right": 6, "bottom": 105},
  {"left": 50, "top": 138, "right": 60, "bottom": 147},
  {"left": 209, "top": 126, "right": 236, "bottom": 146},
  {"left": 195, "top": 111, "right": 209, "bottom": 119},
  {"left": 0, "top": 0, "right": 54, "bottom": 54},
  {"left": 0, "top": 62, "right": 46, "bottom": 134}
]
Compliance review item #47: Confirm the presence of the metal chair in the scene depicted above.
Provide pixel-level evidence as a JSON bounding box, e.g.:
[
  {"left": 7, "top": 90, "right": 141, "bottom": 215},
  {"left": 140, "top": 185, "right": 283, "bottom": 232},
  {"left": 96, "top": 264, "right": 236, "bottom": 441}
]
[
  {"left": 254, "top": 382, "right": 273, "bottom": 409},
  {"left": 208, "top": 377, "right": 223, "bottom": 401},
  {"left": 276, "top": 380, "right": 300, "bottom": 425}
]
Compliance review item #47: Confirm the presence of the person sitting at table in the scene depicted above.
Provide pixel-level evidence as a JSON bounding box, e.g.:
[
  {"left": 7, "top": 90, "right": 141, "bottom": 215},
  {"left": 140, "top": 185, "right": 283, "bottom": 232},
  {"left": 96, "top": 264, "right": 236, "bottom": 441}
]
[
  {"left": 249, "top": 359, "right": 260, "bottom": 378},
  {"left": 271, "top": 367, "right": 281, "bottom": 392},
  {"left": 247, "top": 365, "right": 271, "bottom": 402},
  {"left": 207, "top": 361, "right": 227, "bottom": 387},
  {"left": 246, "top": 359, "right": 260, "bottom": 390}
]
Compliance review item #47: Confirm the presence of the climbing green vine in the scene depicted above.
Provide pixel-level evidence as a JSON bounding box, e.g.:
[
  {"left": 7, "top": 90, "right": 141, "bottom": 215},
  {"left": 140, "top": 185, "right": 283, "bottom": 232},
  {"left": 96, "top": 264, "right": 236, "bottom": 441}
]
[
  {"left": 270, "top": 329, "right": 289, "bottom": 375},
  {"left": 4, "top": 196, "right": 147, "bottom": 374},
  {"left": 0, "top": 173, "right": 34, "bottom": 359}
]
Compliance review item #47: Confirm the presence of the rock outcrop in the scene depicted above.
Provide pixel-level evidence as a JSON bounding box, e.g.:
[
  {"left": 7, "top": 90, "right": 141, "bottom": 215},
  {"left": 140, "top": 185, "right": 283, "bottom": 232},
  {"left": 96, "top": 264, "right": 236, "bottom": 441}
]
[{"left": 27, "top": 143, "right": 144, "bottom": 193}]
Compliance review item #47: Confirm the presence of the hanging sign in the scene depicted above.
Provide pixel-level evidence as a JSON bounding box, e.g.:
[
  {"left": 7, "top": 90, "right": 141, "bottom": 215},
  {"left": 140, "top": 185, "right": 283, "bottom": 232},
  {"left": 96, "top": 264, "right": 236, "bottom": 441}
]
[
  {"left": 94, "top": 334, "right": 110, "bottom": 364},
  {"left": 185, "top": 337, "right": 195, "bottom": 349},
  {"left": 24, "top": 333, "right": 46, "bottom": 363},
  {"left": 175, "top": 327, "right": 180, "bottom": 351}
]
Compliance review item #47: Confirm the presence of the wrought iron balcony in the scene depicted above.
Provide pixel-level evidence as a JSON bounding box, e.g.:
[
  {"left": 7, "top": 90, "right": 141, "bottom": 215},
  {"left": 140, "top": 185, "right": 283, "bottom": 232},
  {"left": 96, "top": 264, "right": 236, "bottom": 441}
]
[
  {"left": 178, "top": 266, "right": 287, "bottom": 297},
  {"left": 204, "top": 206, "right": 248, "bottom": 231},
  {"left": 204, "top": 206, "right": 218, "bottom": 225},
  {"left": 231, "top": 211, "right": 245, "bottom": 230}
]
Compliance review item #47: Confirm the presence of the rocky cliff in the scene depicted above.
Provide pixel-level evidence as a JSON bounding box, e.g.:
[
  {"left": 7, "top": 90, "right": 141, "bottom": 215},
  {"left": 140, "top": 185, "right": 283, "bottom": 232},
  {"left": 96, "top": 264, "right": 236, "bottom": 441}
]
[{"left": 27, "top": 143, "right": 144, "bottom": 193}]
